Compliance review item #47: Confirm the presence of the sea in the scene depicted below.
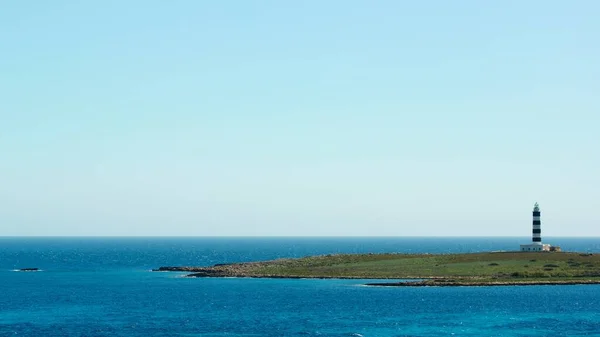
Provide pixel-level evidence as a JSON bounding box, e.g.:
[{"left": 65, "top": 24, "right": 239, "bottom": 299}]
[{"left": 1, "top": 237, "right": 600, "bottom": 337}]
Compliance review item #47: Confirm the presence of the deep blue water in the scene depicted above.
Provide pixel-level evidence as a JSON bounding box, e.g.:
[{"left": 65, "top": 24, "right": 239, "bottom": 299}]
[{"left": 1, "top": 237, "right": 600, "bottom": 336}]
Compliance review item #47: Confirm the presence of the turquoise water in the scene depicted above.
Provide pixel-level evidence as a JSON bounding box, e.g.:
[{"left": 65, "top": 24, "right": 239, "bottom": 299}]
[{"left": 1, "top": 237, "right": 600, "bottom": 336}]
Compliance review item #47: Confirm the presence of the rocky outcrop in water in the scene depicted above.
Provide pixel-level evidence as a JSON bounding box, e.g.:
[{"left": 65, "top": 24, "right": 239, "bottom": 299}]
[{"left": 153, "top": 266, "right": 207, "bottom": 272}]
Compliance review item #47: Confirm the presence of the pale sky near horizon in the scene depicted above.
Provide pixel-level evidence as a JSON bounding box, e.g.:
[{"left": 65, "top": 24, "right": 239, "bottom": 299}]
[{"left": 1, "top": 1, "right": 598, "bottom": 236}]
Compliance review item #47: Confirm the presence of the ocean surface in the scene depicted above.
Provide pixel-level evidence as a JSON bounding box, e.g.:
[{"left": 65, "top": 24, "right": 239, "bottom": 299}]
[{"left": 1, "top": 237, "right": 600, "bottom": 336}]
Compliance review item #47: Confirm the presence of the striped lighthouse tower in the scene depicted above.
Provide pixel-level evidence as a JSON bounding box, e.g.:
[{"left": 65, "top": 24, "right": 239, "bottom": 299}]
[
  {"left": 532, "top": 202, "right": 541, "bottom": 243},
  {"left": 520, "top": 202, "right": 552, "bottom": 251}
]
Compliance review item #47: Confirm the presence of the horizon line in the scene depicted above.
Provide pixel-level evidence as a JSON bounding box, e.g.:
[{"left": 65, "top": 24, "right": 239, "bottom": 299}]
[{"left": 0, "top": 235, "right": 597, "bottom": 238}]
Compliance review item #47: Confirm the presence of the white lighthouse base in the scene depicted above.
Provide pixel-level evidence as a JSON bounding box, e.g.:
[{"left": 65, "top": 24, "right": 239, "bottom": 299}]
[{"left": 520, "top": 243, "right": 551, "bottom": 252}]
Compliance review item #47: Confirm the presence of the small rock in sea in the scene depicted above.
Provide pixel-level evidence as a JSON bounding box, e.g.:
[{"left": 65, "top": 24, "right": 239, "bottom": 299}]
[{"left": 19, "top": 268, "right": 39, "bottom": 272}]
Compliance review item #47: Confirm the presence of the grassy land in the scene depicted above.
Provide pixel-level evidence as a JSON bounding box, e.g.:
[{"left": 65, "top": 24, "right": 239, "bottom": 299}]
[
  {"left": 158, "top": 251, "right": 600, "bottom": 284},
  {"left": 247, "top": 252, "right": 600, "bottom": 280}
]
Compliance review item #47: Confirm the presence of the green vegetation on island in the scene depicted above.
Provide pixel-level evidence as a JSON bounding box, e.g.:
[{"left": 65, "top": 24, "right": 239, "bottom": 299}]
[{"left": 156, "top": 251, "right": 600, "bottom": 286}]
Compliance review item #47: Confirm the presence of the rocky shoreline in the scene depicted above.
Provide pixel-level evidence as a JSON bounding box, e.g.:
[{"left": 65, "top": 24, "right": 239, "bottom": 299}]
[
  {"left": 366, "top": 279, "right": 600, "bottom": 287},
  {"left": 153, "top": 266, "right": 399, "bottom": 279},
  {"left": 153, "top": 266, "right": 600, "bottom": 286}
]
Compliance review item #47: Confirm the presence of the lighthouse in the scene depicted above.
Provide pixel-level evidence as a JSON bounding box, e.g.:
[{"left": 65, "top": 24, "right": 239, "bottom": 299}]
[
  {"left": 520, "top": 202, "right": 552, "bottom": 252},
  {"left": 532, "top": 202, "right": 541, "bottom": 243}
]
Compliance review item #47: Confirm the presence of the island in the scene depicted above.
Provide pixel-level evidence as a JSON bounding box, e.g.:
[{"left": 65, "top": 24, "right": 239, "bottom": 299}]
[{"left": 154, "top": 251, "right": 600, "bottom": 286}]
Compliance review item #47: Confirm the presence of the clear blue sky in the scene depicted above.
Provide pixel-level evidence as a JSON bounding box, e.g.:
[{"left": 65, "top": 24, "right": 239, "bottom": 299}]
[{"left": 1, "top": 1, "right": 598, "bottom": 236}]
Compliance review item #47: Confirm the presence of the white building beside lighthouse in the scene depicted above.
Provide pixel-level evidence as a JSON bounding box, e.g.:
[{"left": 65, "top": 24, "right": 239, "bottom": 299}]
[{"left": 520, "top": 202, "right": 552, "bottom": 252}]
